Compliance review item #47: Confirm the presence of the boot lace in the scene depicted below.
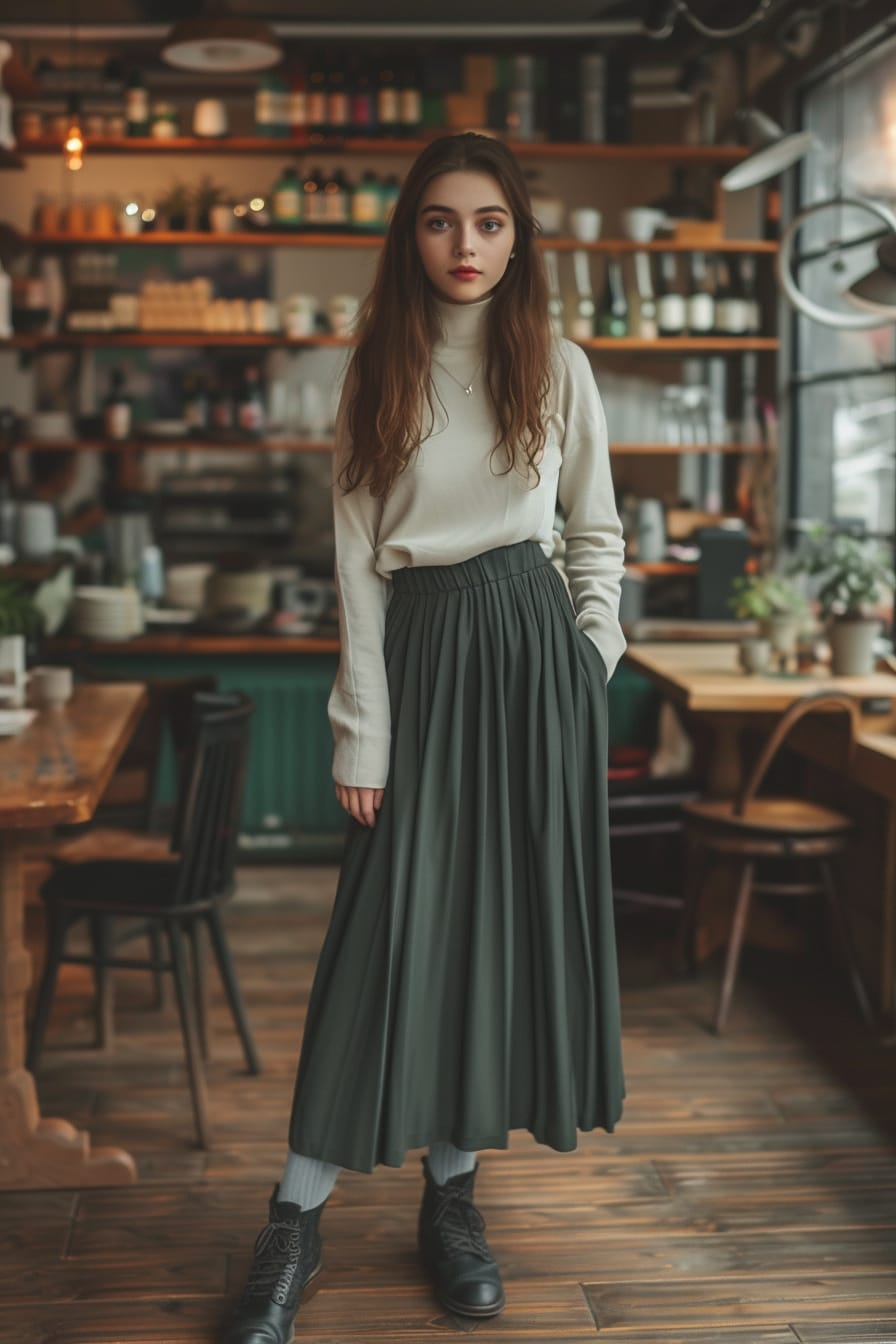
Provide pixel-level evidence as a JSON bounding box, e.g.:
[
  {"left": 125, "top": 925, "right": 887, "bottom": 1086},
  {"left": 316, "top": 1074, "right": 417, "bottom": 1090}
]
[
  {"left": 243, "top": 1217, "right": 304, "bottom": 1308},
  {"left": 431, "top": 1186, "right": 491, "bottom": 1261}
]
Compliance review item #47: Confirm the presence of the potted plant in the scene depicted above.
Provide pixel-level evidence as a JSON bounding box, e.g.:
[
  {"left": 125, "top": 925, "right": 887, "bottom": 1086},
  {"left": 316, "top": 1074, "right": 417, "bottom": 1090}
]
[
  {"left": 0, "top": 578, "right": 43, "bottom": 707},
  {"left": 194, "top": 176, "right": 233, "bottom": 234},
  {"left": 157, "top": 180, "right": 192, "bottom": 231},
  {"left": 729, "top": 569, "right": 810, "bottom": 665},
  {"left": 802, "top": 527, "right": 895, "bottom": 675}
]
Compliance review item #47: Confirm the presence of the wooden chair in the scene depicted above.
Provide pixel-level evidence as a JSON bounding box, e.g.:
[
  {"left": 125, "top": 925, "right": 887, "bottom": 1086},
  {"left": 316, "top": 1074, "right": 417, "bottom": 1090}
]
[
  {"left": 682, "top": 690, "right": 875, "bottom": 1035},
  {"left": 27, "top": 692, "right": 260, "bottom": 1149},
  {"left": 45, "top": 675, "right": 218, "bottom": 1017}
]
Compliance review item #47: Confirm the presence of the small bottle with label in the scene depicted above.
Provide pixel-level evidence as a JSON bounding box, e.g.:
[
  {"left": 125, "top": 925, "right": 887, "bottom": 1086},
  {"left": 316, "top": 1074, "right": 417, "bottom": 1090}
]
[
  {"left": 302, "top": 165, "right": 326, "bottom": 228},
  {"left": 351, "top": 170, "right": 383, "bottom": 232},
  {"left": 104, "top": 367, "right": 132, "bottom": 440},
  {"left": 323, "top": 168, "right": 351, "bottom": 228},
  {"left": 183, "top": 372, "right": 209, "bottom": 436},
  {"left": 125, "top": 70, "right": 150, "bottom": 137},
  {"left": 288, "top": 66, "right": 308, "bottom": 142},
  {"left": 272, "top": 165, "right": 303, "bottom": 228},
  {"left": 380, "top": 173, "right": 401, "bottom": 224},
  {"left": 377, "top": 62, "right": 400, "bottom": 137},
  {"left": 237, "top": 366, "right": 266, "bottom": 438},
  {"left": 656, "top": 253, "right": 686, "bottom": 337},
  {"left": 686, "top": 252, "right": 716, "bottom": 336},
  {"left": 398, "top": 63, "right": 423, "bottom": 138}
]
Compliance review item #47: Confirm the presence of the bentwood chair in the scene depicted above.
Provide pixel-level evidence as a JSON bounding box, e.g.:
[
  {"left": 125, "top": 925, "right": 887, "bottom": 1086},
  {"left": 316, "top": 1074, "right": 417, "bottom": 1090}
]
[
  {"left": 27, "top": 692, "right": 259, "bottom": 1148},
  {"left": 681, "top": 690, "right": 875, "bottom": 1035}
]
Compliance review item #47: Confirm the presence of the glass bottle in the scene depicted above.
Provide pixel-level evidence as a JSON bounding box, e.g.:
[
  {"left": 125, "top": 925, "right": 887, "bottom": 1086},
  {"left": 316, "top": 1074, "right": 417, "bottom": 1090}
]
[
  {"left": 303, "top": 166, "right": 326, "bottom": 228},
  {"left": 656, "top": 253, "right": 686, "bottom": 337},
  {"left": 104, "top": 367, "right": 132, "bottom": 440},
  {"left": 598, "top": 256, "right": 628, "bottom": 337},
  {"left": 380, "top": 173, "right": 401, "bottom": 224},
  {"left": 351, "top": 67, "right": 375, "bottom": 138},
  {"left": 288, "top": 65, "right": 308, "bottom": 143},
  {"left": 686, "top": 252, "right": 716, "bottom": 335},
  {"left": 272, "top": 165, "right": 303, "bottom": 228},
  {"left": 715, "top": 257, "right": 748, "bottom": 335},
  {"left": 398, "top": 62, "right": 423, "bottom": 139},
  {"left": 327, "top": 62, "right": 351, "bottom": 137},
  {"left": 237, "top": 366, "right": 266, "bottom": 437},
  {"left": 307, "top": 61, "right": 328, "bottom": 138},
  {"left": 351, "top": 170, "right": 383, "bottom": 232},
  {"left": 633, "top": 252, "right": 657, "bottom": 341},
  {"left": 124, "top": 70, "right": 149, "bottom": 137},
  {"left": 376, "top": 61, "right": 400, "bottom": 137}
]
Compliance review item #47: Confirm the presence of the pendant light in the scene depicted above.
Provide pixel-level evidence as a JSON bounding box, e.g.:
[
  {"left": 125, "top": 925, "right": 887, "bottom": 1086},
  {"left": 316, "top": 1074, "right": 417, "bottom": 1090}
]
[
  {"left": 721, "top": 109, "right": 816, "bottom": 192},
  {"left": 846, "top": 235, "right": 896, "bottom": 316},
  {"left": 162, "top": 3, "right": 282, "bottom": 73},
  {"left": 774, "top": 1, "right": 896, "bottom": 329}
]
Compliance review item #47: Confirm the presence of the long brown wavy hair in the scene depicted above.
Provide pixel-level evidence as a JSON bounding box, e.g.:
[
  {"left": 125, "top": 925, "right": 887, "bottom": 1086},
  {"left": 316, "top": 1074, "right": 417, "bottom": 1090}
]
[{"left": 339, "top": 132, "right": 551, "bottom": 498}]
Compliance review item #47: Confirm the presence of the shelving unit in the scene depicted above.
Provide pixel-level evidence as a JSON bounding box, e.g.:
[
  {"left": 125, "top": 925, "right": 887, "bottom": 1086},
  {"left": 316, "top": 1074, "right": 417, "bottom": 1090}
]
[
  {"left": 21, "top": 231, "right": 779, "bottom": 254},
  {"left": 3, "top": 333, "right": 779, "bottom": 352},
  {"left": 17, "top": 437, "right": 764, "bottom": 456},
  {"left": 17, "top": 136, "right": 753, "bottom": 163}
]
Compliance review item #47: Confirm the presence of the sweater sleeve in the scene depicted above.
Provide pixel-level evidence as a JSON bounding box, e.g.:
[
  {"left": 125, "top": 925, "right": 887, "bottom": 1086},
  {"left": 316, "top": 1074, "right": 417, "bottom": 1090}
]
[
  {"left": 327, "top": 381, "right": 392, "bottom": 789},
  {"left": 555, "top": 341, "right": 627, "bottom": 679}
]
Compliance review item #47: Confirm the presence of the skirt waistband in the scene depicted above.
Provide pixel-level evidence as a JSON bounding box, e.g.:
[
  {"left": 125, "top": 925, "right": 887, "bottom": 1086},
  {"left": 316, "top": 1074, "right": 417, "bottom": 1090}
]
[{"left": 391, "top": 541, "right": 550, "bottom": 594}]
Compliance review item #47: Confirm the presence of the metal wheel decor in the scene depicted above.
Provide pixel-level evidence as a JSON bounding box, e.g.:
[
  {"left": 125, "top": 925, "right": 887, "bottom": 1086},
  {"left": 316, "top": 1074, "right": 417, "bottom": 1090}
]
[{"left": 776, "top": 196, "right": 896, "bottom": 329}]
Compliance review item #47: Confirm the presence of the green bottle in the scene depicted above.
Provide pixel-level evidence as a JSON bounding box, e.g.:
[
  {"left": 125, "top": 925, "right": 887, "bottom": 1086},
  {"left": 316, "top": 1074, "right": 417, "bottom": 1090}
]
[{"left": 272, "top": 165, "right": 303, "bottom": 228}]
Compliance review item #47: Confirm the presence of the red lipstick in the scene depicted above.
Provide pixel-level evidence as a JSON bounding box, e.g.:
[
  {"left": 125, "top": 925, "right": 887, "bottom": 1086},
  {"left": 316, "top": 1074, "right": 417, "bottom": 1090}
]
[{"left": 450, "top": 267, "right": 481, "bottom": 279}]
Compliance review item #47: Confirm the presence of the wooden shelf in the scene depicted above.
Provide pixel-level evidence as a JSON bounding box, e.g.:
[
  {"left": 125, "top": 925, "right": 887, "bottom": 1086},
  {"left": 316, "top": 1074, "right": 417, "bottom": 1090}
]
[
  {"left": 18, "top": 437, "right": 335, "bottom": 453},
  {"left": 628, "top": 561, "right": 698, "bottom": 575},
  {"left": 582, "top": 337, "right": 778, "bottom": 352},
  {"left": 22, "top": 231, "right": 778, "bottom": 254},
  {"left": 17, "top": 438, "right": 767, "bottom": 462},
  {"left": 3, "top": 333, "right": 778, "bottom": 353},
  {"left": 17, "top": 136, "right": 752, "bottom": 162},
  {"left": 610, "top": 442, "right": 763, "bottom": 455},
  {"left": 3, "top": 332, "right": 353, "bottom": 350}
]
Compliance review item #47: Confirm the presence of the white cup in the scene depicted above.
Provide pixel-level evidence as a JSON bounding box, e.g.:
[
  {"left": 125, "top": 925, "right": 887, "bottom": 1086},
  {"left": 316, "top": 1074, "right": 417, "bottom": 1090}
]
[
  {"left": 621, "top": 207, "right": 668, "bottom": 242},
  {"left": 28, "top": 665, "right": 73, "bottom": 707},
  {"left": 327, "top": 293, "right": 360, "bottom": 336},
  {"left": 283, "top": 294, "right": 318, "bottom": 339},
  {"left": 570, "top": 208, "right": 602, "bottom": 243},
  {"left": 17, "top": 501, "right": 57, "bottom": 558}
]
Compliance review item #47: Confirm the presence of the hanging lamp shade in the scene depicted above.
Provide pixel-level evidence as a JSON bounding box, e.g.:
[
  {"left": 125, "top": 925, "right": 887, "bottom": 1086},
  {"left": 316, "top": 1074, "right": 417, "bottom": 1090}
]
[
  {"left": 162, "top": 7, "right": 282, "bottom": 73},
  {"left": 721, "top": 109, "right": 816, "bottom": 192},
  {"left": 846, "top": 234, "right": 896, "bottom": 314}
]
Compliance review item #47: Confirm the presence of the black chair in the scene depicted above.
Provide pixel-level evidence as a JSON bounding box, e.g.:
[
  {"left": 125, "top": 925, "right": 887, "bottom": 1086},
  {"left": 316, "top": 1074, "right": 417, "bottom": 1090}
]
[{"left": 27, "top": 691, "right": 260, "bottom": 1149}]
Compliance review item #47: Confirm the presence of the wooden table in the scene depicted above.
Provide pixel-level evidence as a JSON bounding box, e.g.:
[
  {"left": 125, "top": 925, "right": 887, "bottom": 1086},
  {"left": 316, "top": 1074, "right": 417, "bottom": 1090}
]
[
  {"left": 625, "top": 642, "right": 896, "bottom": 796},
  {"left": 0, "top": 682, "right": 147, "bottom": 1189},
  {"left": 624, "top": 643, "right": 896, "bottom": 1000}
]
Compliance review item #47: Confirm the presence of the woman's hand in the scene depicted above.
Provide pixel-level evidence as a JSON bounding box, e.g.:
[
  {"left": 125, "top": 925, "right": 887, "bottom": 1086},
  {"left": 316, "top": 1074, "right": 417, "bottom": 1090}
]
[{"left": 335, "top": 784, "right": 384, "bottom": 827}]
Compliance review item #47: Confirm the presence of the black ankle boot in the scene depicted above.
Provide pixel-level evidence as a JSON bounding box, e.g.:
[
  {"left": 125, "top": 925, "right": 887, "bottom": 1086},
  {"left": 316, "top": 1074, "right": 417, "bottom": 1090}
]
[
  {"left": 223, "top": 1186, "right": 324, "bottom": 1344},
  {"left": 418, "top": 1157, "right": 505, "bottom": 1318}
]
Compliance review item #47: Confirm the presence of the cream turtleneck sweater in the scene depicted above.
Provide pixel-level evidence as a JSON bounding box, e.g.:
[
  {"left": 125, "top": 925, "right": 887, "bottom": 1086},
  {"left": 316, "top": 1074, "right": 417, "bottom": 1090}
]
[{"left": 328, "top": 295, "right": 626, "bottom": 788}]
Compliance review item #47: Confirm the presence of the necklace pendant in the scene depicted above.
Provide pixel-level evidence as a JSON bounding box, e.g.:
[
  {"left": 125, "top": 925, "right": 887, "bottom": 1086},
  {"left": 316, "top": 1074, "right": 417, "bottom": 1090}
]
[{"left": 464, "top": 383, "right": 473, "bottom": 396}]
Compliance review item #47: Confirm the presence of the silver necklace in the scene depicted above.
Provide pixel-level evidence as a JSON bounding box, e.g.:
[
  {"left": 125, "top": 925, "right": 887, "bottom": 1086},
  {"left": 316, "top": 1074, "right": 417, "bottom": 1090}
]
[{"left": 432, "top": 356, "right": 483, "bottom": 397}]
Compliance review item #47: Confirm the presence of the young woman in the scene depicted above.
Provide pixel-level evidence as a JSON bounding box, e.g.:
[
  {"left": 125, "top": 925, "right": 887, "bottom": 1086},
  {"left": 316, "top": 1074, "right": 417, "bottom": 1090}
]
[{"left": 225, "top": 132, "right": 626, "bottom": 1344}]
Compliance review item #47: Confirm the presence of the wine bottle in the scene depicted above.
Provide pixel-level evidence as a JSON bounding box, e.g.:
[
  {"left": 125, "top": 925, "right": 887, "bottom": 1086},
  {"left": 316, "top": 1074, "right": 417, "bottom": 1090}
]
[
  {"left": 656, "top": 253, "right": 686, "bottom": 337},
  {"left": 351, "top": 67, "right": 375, "bottom": 138},
  {"left": 237, "top": 366, "right": 265, "bottom": 438},
  {"left": 598, "top": 256, "right": 628, "bottom": 338},
  {"left": 306, "top": 60, "right": 328, "bottom": 139},
  {"left": 543, "top": 249, "right": 565, "bottom": 337},
  {"left": 633, "top": 252, "right": 657, "bottom": 340},
  {"left": 571, "top": 249, "right": 595, "bottom": 340},
  {"left": 302, "top": 166, "right": 325, "bottom": 228},
  {"left": 739, "top": 255, "right": 761, "bottom": 334},
  {"left": 377, "top": 60, "right": 401, "bottom": 138},
  {"left": 327, "top": 63, "right": 350, "bottom": 138},
  {"left": 288, "top": 65, "right": 307, "bottom": 143},
  {"left": 715, "top": 257, "right": 748, "bottom": 335},
  {"left": 686, "top": 251, "right": 715, "bottom": 335},
  {"left": 398, "top": 62, "right": 423, "bottom": 138},
  {"left": 125, "top": 70, "right": 149, "bottom": 137}
]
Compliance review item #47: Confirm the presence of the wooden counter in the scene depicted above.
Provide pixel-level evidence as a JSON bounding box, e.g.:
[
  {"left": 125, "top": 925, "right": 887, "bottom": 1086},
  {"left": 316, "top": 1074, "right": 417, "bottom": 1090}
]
[{"left": 48, "top": 633, "right": 340, "bottom": 656}]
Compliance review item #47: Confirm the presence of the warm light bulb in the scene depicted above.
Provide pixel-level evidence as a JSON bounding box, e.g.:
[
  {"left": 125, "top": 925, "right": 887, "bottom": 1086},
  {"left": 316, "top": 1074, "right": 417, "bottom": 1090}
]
[
  {"left": 249, "top": 197, "right": 265, "bottom": 213},
  {"left": 64, "top": 121, "right": 84, "bottom": 171}
]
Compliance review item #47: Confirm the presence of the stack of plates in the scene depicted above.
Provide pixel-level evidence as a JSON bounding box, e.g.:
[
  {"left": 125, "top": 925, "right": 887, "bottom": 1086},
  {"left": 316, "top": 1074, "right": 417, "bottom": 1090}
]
[{"left": 72, "top": 587, "right": 143, "bottom": 641}]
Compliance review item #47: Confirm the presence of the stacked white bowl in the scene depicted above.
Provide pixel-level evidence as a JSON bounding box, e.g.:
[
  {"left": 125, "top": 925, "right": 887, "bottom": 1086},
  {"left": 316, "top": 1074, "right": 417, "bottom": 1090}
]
[{"left": 72, "top": 587, "right": 143, "bottom": 641}]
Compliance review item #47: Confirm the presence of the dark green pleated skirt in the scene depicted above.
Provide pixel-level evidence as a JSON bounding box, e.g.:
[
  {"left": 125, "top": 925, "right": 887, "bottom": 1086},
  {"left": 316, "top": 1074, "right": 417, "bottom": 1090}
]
[{"left": 288, "top": 540, "right": 624, "bottom": 1172}]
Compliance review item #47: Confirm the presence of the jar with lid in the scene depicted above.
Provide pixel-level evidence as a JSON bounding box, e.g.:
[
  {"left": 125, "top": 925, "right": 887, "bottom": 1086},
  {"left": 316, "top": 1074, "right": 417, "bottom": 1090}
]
[{"left": 150, "top": 103, "right": 179, "bottom": 139}]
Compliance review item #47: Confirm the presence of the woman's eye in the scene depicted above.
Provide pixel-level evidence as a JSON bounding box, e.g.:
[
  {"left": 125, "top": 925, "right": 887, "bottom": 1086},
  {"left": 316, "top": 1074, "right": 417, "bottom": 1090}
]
[
  {"left": 480, "top": 219, "right": 502, "bottom": 233},
  {"left": 427, "top": 217, "right": 450, "bottom": 230}
]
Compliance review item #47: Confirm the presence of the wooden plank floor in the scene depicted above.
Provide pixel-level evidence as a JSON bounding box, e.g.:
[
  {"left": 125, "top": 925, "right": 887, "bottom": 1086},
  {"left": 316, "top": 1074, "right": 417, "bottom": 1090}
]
[{"left": 4, "top": 866, "right": 896, "bottom": 1343}]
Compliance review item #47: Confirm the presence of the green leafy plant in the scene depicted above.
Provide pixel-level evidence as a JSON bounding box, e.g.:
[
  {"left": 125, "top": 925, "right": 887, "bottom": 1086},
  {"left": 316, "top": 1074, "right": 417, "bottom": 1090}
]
[
  {"left": 193, "top": 176, "right": 229, "bottom": 229},
  {"left": 728, "top": 570, "right": 809, "bottom": 622},
  {"left": 802, "top": 527, "right": 896, "bottom": 619},
  {"left": 0, "top": 578, "right": 44, "bottom": 639},
  {"left": 157, "top": 179, "right": 192, "bottom": 228}
]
